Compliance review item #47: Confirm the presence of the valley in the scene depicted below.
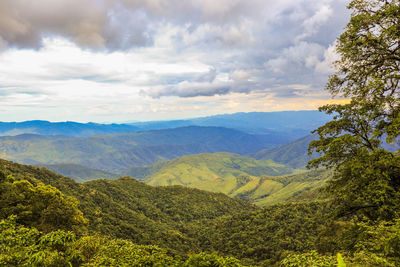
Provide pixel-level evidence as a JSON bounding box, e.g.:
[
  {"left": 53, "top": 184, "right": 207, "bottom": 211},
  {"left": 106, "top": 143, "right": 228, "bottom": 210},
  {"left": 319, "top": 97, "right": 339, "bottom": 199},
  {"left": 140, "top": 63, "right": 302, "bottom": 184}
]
[
  {"left": 1, "top": 111, "right": 398, "bottom": 266},
  {"left": 0, "top": 119, "right": 329, "bottom": 207},
  {"left": 0, "top": 126, "right": 287, "bottom": 174}
]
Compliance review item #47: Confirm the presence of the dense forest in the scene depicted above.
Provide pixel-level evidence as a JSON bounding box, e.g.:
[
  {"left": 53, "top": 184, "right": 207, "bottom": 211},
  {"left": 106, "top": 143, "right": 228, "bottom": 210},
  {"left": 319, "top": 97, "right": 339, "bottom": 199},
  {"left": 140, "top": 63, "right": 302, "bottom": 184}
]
[{"left": 1, "top": 0, "right": 400, "bottom": 266}]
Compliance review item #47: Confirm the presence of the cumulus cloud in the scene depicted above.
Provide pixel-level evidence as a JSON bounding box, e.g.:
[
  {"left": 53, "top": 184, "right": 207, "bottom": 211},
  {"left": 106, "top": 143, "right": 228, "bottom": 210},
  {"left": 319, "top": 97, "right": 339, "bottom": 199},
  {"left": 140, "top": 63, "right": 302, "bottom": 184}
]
[
  {"left": 0, "top": 0, "right": 347, "bottom": 51},
  {"left": 315, "top": 43, "right": 340, "bottom": 74},
  {"left": 196, "top": 68, "right": 217, "bottom": 83},
  {"left": 145, "top": 81, "right": 233, "bottom": 98},
  {"left": 230, "top": 70, "right": 251, "bottom": 82},
  {"left": 0, "top": 0, "right": 351, "bottom": 122},
  {"left": 295, "top": 3, "right": 333, "bottom": 42},
  {"left": 265, "top": 41, "right": 326, "bottom": 73},
  {"left": 144, "top": 78, "right": 256, "bottom": 98}
]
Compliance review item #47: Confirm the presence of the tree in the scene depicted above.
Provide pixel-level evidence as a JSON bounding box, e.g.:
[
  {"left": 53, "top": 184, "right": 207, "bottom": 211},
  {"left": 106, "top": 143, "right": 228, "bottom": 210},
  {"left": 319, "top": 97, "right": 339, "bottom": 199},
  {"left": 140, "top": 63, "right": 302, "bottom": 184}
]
[
  {"left": 308, "top": 0, "right": 400, "bottom": 222},
  {"left": 0, "top": 173, "right": 88, "bottom": 233}
]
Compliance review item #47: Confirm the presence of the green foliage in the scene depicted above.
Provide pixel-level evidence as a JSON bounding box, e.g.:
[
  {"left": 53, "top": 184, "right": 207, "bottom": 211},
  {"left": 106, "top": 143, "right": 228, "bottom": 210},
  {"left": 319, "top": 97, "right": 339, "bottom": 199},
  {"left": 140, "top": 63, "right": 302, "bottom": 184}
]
[
  {"left": 0, "top": 217, "right": 247, "bottom": 267},
  {"left": 189, "top": 202, "right": 329, "bottom": 265},
  {"left": 184, "top": 252, "right": 244, "bottom": 267},
  {"left": 0, "top": 171, "right": 87, "bottom": 233},
  {"left": 0, "top": 159, "right": 255, "bottom": 255},
  {"left": 337, "top": 253, "right": 346, "bottom": 267},
  {"left": 2, "top": 158, "right": 400, "bottom": 265},
  {"left": 0, "top": 216, "right": 79, "bottom": 266},
  {"left": 350, "top": 220, "right": 400, "bottom": 265},
  {"left": 327, "top": 0, "right": 400, "bottom": 111},
  {"left": 279, "top": 250, "right": 336, "bottom": 267},
  {"left": 308, "top": 0, "right": 400, "bottom": 222},
  {"left": 77, "top": 239, "right": 180, "bottom": 266},
  {"left": 313, "top": 218, "right": 400, "bottom": 266}
]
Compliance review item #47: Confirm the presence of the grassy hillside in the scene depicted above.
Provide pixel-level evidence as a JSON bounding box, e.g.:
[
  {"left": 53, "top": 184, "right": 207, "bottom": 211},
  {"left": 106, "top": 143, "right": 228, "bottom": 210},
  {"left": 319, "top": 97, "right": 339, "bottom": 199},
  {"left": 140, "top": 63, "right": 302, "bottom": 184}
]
[
  {"left": 142, "top": 153, "right": 293, "bottom": 193},
  {"left": 140, "top": 153, "right": 330, "bottom": 206},
  {"left": 0, "top": 126, "right": 280, "bottom": 174},
  {"left": 233, "top": 169, "right": 331, "bottom": 206},
  {"left": 37, "top": 163, "right": 120, "bottom": 182},
  {"left": 252, "top": 134, "right": 318, "bottom": 169}
]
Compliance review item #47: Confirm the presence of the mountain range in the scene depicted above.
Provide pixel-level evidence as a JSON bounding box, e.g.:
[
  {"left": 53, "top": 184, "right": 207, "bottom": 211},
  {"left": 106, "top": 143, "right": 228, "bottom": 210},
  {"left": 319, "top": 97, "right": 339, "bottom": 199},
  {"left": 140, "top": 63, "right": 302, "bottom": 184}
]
[
  {"left": 1, "top": 111, "right": 330, "bottom": 141},
  {"left": 0, "top": 120, "right": 139, "bottom": 137},
  {"left": 0, "top": 126, "right": 285, "bottom": 174}
]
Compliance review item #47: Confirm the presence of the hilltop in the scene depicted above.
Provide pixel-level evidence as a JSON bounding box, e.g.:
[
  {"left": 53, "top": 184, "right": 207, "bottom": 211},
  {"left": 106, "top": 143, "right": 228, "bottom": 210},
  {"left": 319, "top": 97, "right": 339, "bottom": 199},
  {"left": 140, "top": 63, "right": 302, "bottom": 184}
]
[{"left": 135, "top": 152, "right": 330, "bottom": 206}]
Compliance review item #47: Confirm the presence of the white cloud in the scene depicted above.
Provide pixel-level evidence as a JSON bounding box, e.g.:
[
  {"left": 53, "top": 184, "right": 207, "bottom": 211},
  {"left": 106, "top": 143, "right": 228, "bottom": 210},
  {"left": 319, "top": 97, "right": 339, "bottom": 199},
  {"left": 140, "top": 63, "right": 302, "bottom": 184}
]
[
  {"left": 265, "top": 41, "right": 326, "bottom": 73},
  {"left": 315, "top": 42, "right": 339, "bottom": 74},
  {"left": 0, "top": 0, "right": 350, "bottom": 122},
  {"left": 230, "top": 70, "right": 251, "bottom": 82},
  {"left": 295, "top": 3, "right": 333, "bottom": 42}
]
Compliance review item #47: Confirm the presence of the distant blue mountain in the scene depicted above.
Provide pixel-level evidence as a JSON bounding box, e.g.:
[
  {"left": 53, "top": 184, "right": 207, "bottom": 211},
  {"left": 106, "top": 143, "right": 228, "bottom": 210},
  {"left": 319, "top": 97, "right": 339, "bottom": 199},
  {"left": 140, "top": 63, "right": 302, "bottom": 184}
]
[
  {"left": 0, "top": 120, "right": 139, "bottom": 137},
  {"left": 0, "top": 111, "right": 331, "bottom": 141},
  {"left": 0, "top": 126, "right": 288, "bottom": 173},
  {"left": 251, "top": 134, "right": 318, "bottom": 169},
  {"left": 130, "top": 110, "right": 332, "bottom": 141}
]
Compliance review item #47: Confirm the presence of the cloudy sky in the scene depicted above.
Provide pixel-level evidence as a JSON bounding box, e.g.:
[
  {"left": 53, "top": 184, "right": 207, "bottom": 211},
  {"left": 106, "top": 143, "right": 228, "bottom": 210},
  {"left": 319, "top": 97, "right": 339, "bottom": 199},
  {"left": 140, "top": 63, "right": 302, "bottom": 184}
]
[{"left": 0, "top": 0, "right": 350, "bottom": 122}]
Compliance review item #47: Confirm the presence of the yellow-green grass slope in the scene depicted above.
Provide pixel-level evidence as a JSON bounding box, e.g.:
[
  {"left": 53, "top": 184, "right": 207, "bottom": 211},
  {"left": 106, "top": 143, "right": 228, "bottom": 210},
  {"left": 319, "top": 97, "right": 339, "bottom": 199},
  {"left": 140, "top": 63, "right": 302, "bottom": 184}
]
[
  {"left": 233, "top": 169, "right": 331, "bottom": 206},
  {"left": 143, "top": 152, "right": 292, "bottom": 193},
  {"left": 142, "top": 152, "right": 330, "bottom": 206}
]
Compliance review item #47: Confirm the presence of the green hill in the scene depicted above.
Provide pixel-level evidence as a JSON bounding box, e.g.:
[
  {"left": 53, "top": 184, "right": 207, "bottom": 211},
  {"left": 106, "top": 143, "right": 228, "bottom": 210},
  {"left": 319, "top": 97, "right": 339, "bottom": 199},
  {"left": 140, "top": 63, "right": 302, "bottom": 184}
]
[
  {"left": 2, "top": 158, "right": 395, "bottom": 266},
  {"left": 37, "top": 163, "right": 120, "bottom": 182},
  {"left": 139, "top": 153, "right": 330, "bottom": 206},
  {"left": 252, "top": 134, "right": 318, "bottom": 169},
  {"left": 0, "top": 158, "right": 255, "bottom": 253},
  {"left": 0, "top": 126, "right": 281, "bottom": 174},
  {"left": 142, "top": 153, "right": 294, "bottom": 194},
  {"left": 232, "top": 169, "right": 331, "bottom": 206},
  {"left": 0, "top": 158, "right": 330, "bottom": 266}
]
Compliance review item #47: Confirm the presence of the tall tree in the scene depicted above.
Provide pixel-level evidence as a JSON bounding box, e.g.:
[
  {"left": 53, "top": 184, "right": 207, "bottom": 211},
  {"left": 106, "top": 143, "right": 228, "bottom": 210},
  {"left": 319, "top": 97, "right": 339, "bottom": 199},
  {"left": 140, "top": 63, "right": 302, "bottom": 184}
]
[{"left": 308, "top": 0, "right": 400, "bottom": 221}]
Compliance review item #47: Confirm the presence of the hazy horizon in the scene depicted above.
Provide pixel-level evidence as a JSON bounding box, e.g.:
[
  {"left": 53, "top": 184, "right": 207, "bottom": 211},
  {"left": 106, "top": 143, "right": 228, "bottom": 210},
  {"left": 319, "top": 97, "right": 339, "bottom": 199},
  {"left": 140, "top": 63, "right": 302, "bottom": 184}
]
[{"left": 0, "top": 109, "right": 326, "bottom": 124}]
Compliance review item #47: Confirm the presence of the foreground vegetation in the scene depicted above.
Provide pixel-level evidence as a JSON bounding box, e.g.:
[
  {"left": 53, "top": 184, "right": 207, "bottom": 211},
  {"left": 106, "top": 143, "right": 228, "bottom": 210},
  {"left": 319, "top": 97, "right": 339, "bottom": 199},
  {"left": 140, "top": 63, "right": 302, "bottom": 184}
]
[{"left": 1, "top": 157, "right": 400, "bottom": 266}]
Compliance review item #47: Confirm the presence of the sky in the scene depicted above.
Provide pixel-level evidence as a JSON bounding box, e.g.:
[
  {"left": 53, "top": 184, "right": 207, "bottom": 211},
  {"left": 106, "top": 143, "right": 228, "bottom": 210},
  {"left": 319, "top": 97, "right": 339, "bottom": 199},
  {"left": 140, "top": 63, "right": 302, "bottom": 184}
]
[{"left": 0, "top": 0, "right": 350, "bottom": 123}]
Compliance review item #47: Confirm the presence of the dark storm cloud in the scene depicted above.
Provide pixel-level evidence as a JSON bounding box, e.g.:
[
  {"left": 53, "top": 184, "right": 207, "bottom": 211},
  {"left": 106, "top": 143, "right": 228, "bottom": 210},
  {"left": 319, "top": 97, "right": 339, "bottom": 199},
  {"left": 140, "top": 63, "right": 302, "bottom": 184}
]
[{"left": 0, "top": 0, "right": 263, "bottom": 50}]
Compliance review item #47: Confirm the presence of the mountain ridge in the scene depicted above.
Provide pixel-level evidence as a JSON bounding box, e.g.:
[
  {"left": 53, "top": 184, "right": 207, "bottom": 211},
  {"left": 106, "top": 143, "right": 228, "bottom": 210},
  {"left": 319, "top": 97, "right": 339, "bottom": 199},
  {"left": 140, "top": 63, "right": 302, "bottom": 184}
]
[
  {"left": 0, "top": 126, "right": 281, "bottom": 173},
  {"left": 0, "top": 111, "right": 330, "bottom": 140}
]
